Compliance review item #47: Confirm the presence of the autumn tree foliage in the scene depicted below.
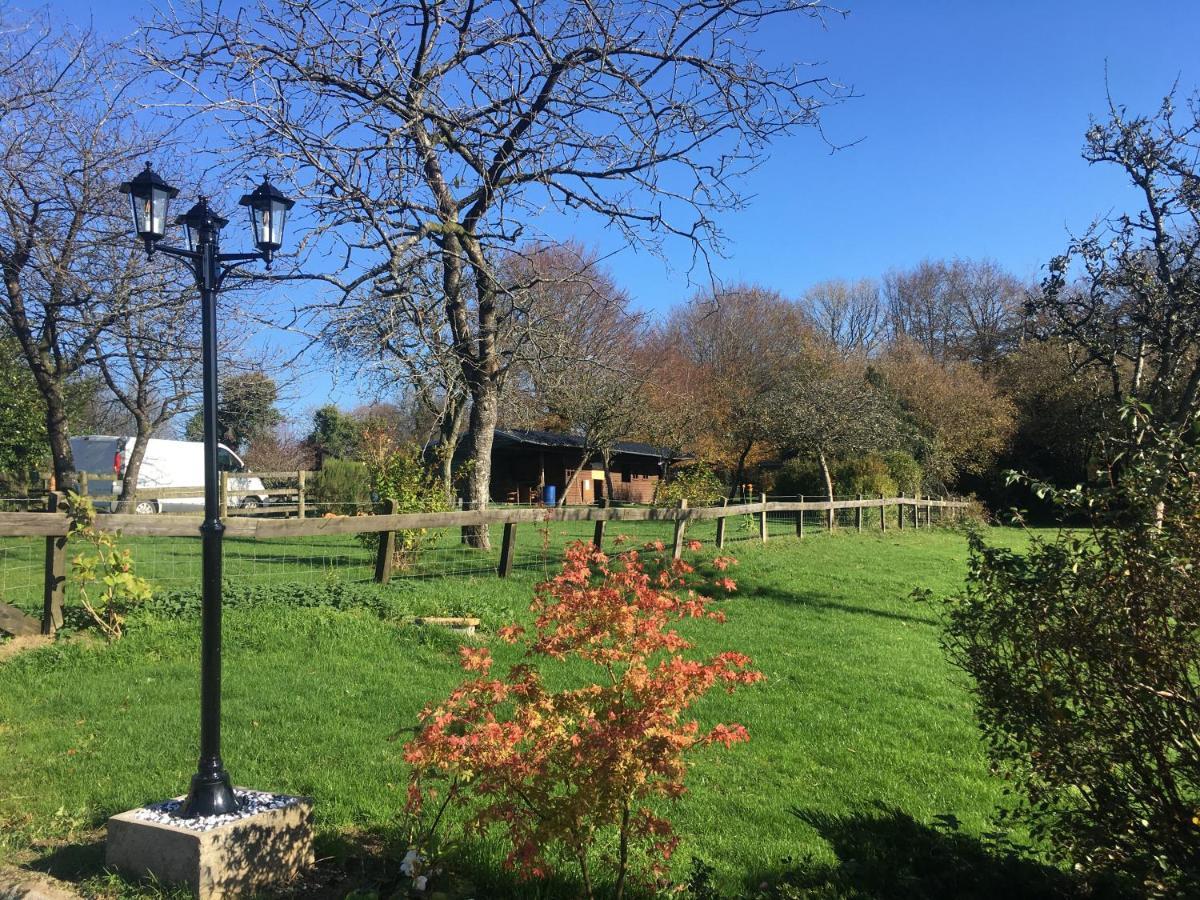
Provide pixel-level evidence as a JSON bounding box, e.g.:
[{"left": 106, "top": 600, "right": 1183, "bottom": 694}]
[
  {"left": 404, "top": 542, "right": 759, "bottom": 899},
  {"left": 877, "top": 340, "right": 1017, "bottom": 489},
  {"left": 658, "top": 285, "right": 815, "bottom": 489}
]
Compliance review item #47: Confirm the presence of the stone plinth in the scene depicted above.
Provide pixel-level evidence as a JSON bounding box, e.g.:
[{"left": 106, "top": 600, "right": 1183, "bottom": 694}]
[{"left": 106, "top": 789, "right": 313, "bottom": 899}]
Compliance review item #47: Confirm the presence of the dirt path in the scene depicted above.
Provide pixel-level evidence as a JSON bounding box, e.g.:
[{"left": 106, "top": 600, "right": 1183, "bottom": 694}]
[{"left": 0, "top": 635, "right": 53, "bottom": 664}]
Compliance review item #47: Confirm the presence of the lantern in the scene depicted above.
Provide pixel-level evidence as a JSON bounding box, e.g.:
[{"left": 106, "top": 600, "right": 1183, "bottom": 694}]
[
  {"left": 175, "top": 199, "right": 228, "bottom": 253},
  {"left": 238, "top": 177, "right": 295, "bottom": 258},
  {"left": 118, "top": 163, "right": 179, "bottom": 243}
]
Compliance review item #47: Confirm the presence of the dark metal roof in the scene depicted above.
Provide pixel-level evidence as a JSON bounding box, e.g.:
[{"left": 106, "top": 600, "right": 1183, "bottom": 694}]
[{"left": 493, "top": 428, "right": 685, "bottom": 461}]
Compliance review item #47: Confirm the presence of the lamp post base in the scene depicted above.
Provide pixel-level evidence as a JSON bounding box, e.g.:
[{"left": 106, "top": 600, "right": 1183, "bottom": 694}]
[
  {"left": 178, "top": 768, "right": 239, "bottom": 818},
  {"left": 107, "top": 789, "right": 313, "bottom": 900}
]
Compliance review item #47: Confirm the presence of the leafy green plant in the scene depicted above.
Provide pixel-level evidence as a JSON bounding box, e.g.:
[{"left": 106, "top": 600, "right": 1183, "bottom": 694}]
[
  {"left": 66, "top": 494, "right": 152, "bottom": 639},
  {"left": 360, "top": 432, "right": 452, "bottom": 570},
  {"left": 144, "top": 581, "right": 393, "bottom": 620},
  {"left": 936, "top": 405, "right": 1200, "bottom": 897},
  {"left": 655, "top": 463, "right": 726, "bottom": 505}
]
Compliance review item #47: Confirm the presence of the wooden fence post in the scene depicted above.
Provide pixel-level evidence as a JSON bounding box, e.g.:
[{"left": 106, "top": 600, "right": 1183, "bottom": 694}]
[
  {"left": 913, "top": 495, "right": 920, "bottom": 529},
  {"left": 374, "top": 498, "right": 398, "bottom": 584},
  {"left": 898, "top": 493, "right": 904, "bottom": 530},
  {"left": 672, "top": 499, "right": 688, "bottom": 559},
  {"left": 498, "top": 520, "right": 518, "bottom": 577},
  {"left": 297, "top": 469, "right": 306, "bottom": 519},
  {"left": 855, "top": 494, "right": 863, "bottom": 533},
  {"left": 219, "top": 471, "right": 229, "bottom": 519},
  {"left": 715, "top": 498, "right": 728, "bottom": 549},
  {"left": 879, "top": 494, "right": 887, "bottom": 532},
  {"left": 795, "top": 494, "right": 804, "bottom": 538},
  {"left": 826, "top": 493, "right": 835, "bottom": 532},
  {"left": 78, "top": 471, "right": 88, "bottom": 496},
  {"left": 41, "top": 491, "right": 66, "bottom": 635},
  {"left": 759, "top": 493, "right": 768, "bottom": 543},
  {"left": 593, "top": 516, "right": 606, "bottom": 550}
]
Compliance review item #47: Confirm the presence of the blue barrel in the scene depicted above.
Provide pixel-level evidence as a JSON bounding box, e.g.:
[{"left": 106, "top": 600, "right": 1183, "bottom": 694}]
[{"left": 543, "top": 484, "right": 558, "bottom": 506}]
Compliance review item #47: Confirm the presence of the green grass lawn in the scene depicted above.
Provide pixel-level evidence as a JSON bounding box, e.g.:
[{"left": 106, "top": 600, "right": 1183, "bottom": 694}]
[{"left": 0, "top": 524, "right": 1071, "bottom": 899}]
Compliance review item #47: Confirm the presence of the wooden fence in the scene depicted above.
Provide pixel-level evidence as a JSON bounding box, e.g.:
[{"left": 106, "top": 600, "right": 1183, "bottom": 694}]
[
  {"left": 18, "top": 470, "right": 314, "bottom": 517},
  {"left": 0, "top": 493, "right": 971, "bottom": 637}
]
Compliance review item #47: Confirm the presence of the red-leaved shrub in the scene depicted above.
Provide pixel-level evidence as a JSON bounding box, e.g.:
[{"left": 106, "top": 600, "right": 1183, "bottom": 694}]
[{"left": 404, "top": 541, "right": 762, "bottom": 899}]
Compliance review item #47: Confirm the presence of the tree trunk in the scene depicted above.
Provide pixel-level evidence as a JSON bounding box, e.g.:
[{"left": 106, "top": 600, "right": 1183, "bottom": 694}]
[
  {"left": 44, "top": 390, "right": 75, "bottom": 489},
  {"left": 602, "top": 448, "right": 616, "bottom": 505},
  {"left": 560, "top": 447, "right": 594, "bottom": 506},
  {"left": 437, "top": 393, "right": 467, "bottom": 503},
  {"left": 818, "top": 448, "right": 835, "bottom": 531},
  {"left": 461, "top": 383, "right": 498, "bottom": 549},
  {"left": 10, "top": 321, "right": 75, "bottom": 486},
  {"left": 730, "top": 439, "right": 754, "bottom": 499},
  {"left": 117, "top": 422, "right": 153, "bottom": 512}
]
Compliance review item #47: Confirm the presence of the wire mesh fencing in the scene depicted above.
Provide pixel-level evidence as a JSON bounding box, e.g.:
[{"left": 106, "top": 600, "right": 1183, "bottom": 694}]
[
  {"left": 0, "top": 493, "right": 970, "bottom": 623},
  {"left": 0, "top": 535, "right": 43, "bottom": 615}
]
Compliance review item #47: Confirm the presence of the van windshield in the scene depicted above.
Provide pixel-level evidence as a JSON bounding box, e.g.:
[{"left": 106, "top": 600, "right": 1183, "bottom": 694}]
[{"left": 216, "top": 448, "right": 244, "bottom": 472}]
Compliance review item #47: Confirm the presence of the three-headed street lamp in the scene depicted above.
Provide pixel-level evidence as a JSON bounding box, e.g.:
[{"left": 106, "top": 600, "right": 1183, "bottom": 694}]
[{"left": 118, "top": 164, "right": 294, "bottom": 818}]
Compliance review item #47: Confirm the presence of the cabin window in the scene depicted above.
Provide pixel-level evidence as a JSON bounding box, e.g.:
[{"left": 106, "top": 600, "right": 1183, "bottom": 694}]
[{"left": 621, "top": 468, "right": 631, "bottom": 483}]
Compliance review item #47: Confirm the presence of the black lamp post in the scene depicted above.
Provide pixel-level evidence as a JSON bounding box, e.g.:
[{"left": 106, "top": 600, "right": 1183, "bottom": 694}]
[{"left": 118, "top": 164, "right": 294, "bottom": 818}]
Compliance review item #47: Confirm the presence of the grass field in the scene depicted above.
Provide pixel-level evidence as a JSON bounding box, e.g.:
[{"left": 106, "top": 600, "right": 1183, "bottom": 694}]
[{"left": 0, "top": 524, "right": 1073, "bottom": 899}]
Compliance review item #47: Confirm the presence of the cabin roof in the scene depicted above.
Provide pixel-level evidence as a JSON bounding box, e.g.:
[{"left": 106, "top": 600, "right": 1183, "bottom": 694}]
[{"left": 492, "top": 428, "right": 685, "bottom": 462}]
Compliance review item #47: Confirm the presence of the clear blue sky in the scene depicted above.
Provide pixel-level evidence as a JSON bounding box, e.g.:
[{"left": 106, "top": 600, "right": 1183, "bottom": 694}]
[{"left": 51, "top": 0, "right": 1200, "bottom": 417}]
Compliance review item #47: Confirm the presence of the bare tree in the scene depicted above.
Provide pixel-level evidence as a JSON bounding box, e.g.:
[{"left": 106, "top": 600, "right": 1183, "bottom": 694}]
[
  {"left": 772, "top": 360, "right": 901, "bottom": 523},
  {"left": 884, "top": 259, "right": 1023, "bottom": 366},
  {"left": 0, "top": 21, "right": 170, "bottom": 485},
  {"left": 1033, "top": 89, "right": 1200, "bottom": 426},
  {"left": 324, "top": 255, "right": 470, "bottom": 491},
  {"left": 508, "top": 247, "right": 648, "bottom": 504},
  {"left": 146, "top": 0, "right": 846, "bottom": 546},
  {"left": 91, "top": 285, "right": 201, "bottom": 510},
  {"left": 802, "top": 278, "right": 883, "bottom": 356},
  {"left": 663, "top": 284, "right": 813, "bottom": 493}
]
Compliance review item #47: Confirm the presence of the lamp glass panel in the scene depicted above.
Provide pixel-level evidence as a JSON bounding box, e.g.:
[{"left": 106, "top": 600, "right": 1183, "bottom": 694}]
[
  {"left": 269, "top": 200, "right": 287, "bottom": 246},
  {"left": 129, "top": 193, "right": 145, "bottom": 234},
  {"left": 149, "top": 186, "right": 171, "bottom": 238}
]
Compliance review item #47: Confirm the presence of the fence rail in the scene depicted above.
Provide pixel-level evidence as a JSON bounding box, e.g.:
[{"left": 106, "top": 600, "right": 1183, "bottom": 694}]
[
  {"left": 17, "top": 470, "right": 313, "bottom": 515},
  {"left": 0, "top": 493, "right": 970, "bottom": 636}
]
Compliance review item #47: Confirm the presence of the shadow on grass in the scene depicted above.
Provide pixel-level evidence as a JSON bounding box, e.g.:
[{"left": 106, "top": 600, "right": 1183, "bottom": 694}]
[
  {"left": 746, "top": 586, "right": 938, "bottom": 628},
  {"left": 747, "top": 805, "right": 1079, "bottom": 900},
  {"left": 22, "top": 826, "right": 409, "bottom": 899},
  {"left": 26, "top": 835, "right": 107, "bottom": 880}
]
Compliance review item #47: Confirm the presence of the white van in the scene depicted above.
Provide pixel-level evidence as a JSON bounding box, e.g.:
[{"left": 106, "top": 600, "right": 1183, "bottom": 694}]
[{"left": 68, "top": 436, "right": 271, "bottom": 514}]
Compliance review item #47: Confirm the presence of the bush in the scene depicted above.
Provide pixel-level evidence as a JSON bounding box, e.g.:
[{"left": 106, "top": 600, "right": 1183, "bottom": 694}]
[
  {"left": 404, "top": 543, "right": 759, "bottom": 899},
  {"left": 936, "top": 407, "right": 1200, "bottom": 896},
  {"left": 654, "top": 464, "right": 726, "bottom": 506},
  {"left": 882, "top": 450, "right": 922, "bottom": 495},
  {"left": 833, "top": 453, "right": 898, "bottom": 498},
  {"left": 308, "top": 457, "right": 371, "bottom": 514},
  {"left": 772, "top": 457, "right": 824, "bottom": 497},
  {"left": 361, "top": 437, "right": 452, "bottom": 570}
]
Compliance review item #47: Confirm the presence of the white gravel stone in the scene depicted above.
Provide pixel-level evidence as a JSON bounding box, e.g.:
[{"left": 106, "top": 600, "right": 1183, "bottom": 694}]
[{"left": 131, "top": 789, "right": 304, "bottom": 831}]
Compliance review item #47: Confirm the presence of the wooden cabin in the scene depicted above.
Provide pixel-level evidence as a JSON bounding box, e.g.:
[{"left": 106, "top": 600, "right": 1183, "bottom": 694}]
[{"left": 488, "top": 429, "right": 681, "bottom": 505}]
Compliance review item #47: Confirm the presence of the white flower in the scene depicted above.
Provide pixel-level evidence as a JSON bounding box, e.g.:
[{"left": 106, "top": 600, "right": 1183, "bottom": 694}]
[
  {"left": 400, "top": 847, "right": 422, "bottom": 876},
  {"left": 414, "top": 875, "right": 428, "bottom": 891}
]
